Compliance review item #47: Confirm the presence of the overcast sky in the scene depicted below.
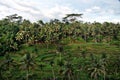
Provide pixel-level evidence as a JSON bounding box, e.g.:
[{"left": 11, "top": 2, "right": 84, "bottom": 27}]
[{"left": 0, "top": 0, "right": 120, "bottom": 23}]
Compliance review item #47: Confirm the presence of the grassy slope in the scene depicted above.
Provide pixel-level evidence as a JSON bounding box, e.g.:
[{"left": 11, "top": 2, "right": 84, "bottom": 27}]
[
  {"left": 0, "top": 40, "right": 119, "bottom": 60},
  {"left": 10, "top": 42, "right": 120, "bottom": 62},
  {"left": 0, "top": 41, "right": 120, "bottom": 79}
]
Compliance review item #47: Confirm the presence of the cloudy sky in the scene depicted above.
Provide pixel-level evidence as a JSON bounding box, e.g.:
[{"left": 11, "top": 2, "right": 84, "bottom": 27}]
[{"left": 0, "top": 0, "right": 120, "bottom": 23}]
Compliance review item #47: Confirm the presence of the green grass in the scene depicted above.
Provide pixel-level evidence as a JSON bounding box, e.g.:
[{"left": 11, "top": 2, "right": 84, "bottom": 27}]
[
  {"left": 1, "top": 42, "right": 120, "bottom": 80},
  {"left": 10, "top": 42, "right": 120, "bottom": 61}
]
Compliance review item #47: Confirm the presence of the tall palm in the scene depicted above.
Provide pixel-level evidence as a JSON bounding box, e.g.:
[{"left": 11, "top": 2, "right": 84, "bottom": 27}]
[
  {"left": 0, "top": 63, "right": 4, "bottom": 80},
  {"left": 1, "top": 53, "right": 15, "bottom": 80},
  {"left": 20, "top": 52, "right": 35, "bottom": 80},
  {"left": 60, "top": 61, "right": 75, "bottom": 80},
  {"left": 87, "top": 58, "right": 106, "bottom": 80}
]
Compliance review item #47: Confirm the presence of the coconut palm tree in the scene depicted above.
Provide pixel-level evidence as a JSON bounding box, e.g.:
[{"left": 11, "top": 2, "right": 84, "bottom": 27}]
[
  {"left": 20, "top": 52, "right": 35, "bottom": 80},
  {"left": 87, "top": 58, "right": 106, "bottom": 80},
  {"left": 0, "top": 63, "right": 4, "bottom": 80},
  {"left": 0, "top": 53, "right": 16, "bottom": 80}
]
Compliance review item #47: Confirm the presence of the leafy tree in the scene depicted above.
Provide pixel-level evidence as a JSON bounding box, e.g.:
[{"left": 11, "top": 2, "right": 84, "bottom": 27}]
[{"left": 63, "top": 13, "right": 83, "bottom": 22}]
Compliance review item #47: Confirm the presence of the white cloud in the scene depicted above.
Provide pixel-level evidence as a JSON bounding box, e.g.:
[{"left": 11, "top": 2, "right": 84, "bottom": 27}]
[
  {"left": 0, "top": 0, "right": 119, "bottom": 23},
  {"left": 74, "top": 0, "right": 96, "bottom": 4},
  {"left": 42, "top": 5, "right": 79, "bottom": 19},
  {"left": 112, "top": 19, "right": 120, "bottom": 23},
  {"left": 82, "top": 15, "right": 120, "bottom": 23},
  {"left": 84, "top": 5, "right": 119, "bottom": 19},
  {"left": 85, "top": 6, "right": 101, "bottom": 13},
  {"left": 0, "top": 0, "right": 44, "bottom": 21},
  {"left": 0, "top": 0, "right": 80, "bottom": 21},
  {"left": 92, "top": 6, "right": 100, "bottom": 10}
]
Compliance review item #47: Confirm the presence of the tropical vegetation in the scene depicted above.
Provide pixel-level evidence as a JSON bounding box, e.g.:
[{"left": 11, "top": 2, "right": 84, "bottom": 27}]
[{"left": 0, "top": 14, "right": 120, "bottom": 80}]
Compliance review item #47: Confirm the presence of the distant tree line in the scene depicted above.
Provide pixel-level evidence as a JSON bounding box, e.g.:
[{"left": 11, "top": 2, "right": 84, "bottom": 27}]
[{"left": 0, "top": 14, "right": 120, "bottom": 56}]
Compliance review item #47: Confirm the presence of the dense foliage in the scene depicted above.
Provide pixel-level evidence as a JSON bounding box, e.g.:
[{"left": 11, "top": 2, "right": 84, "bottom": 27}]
[{"left": 0, "top": 14, "right": 120, "bottom": 80}]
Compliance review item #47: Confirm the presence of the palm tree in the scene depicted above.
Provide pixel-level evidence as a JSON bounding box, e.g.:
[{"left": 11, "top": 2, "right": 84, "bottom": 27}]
[
  {"left": 93, "top": 22, "right": 102, "bottom": 43},
  {"left": 37, "top": 20, "right": 44, "bottom": 26},
  {"left": 81, "top": 24, "right": 89, "bottom": 42},
  {"left": 81, "top": 48, "right": 87, "bottom": 58},
  {"left": 20, "top": 52, "right": 35, "bottom": 80},
  {"left": 100, "top": 53, "right": 108, "bottom": 80},
  {"left": 0, "top": 63, "right": 4, "bottom": 80},
  {"left": 109, "top": 55, "right": 120, "bottom": 79},
  {"left": 87, "top": 58, "right": 106, "bottom": 80},
  {"left": 0, "top": 53, "right": 15, "bottom": 80},
  {"left": 63, "top": 61, "right": 74, "bottom": 80}
]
